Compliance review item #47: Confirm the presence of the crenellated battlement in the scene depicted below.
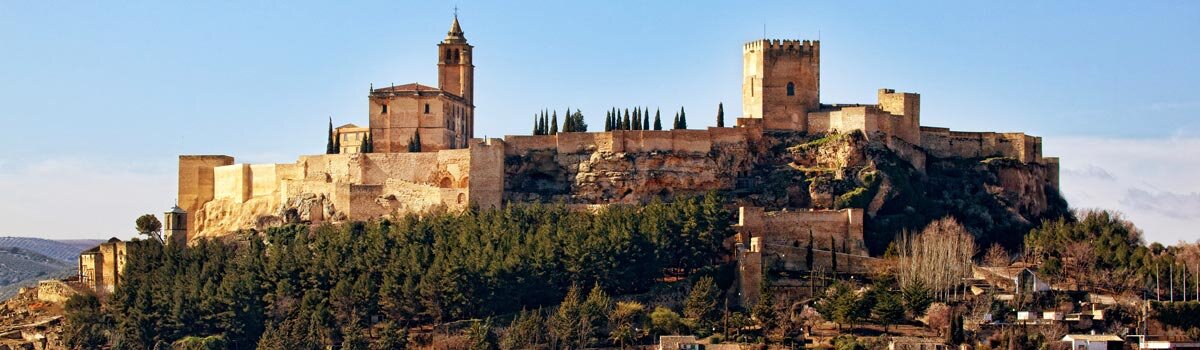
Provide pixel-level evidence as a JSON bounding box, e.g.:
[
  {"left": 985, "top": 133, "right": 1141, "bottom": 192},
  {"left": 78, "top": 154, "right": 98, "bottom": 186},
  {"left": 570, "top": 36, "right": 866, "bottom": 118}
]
[{"left": 743, "top": 39, "right": 819, "bottom": 55}]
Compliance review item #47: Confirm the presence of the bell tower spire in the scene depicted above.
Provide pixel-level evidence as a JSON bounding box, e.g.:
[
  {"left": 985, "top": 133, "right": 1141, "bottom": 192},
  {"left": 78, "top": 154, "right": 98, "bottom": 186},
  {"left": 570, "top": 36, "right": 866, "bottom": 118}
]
[{"left": 437, "top": 11, "right": 474, "bottom": 137}]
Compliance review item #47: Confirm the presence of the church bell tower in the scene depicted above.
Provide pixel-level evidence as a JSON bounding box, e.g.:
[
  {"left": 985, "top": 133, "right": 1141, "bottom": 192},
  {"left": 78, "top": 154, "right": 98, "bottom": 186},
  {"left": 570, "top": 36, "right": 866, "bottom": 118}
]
[{"left": 438, "top": 14, "right": 475, "bottom": 138}]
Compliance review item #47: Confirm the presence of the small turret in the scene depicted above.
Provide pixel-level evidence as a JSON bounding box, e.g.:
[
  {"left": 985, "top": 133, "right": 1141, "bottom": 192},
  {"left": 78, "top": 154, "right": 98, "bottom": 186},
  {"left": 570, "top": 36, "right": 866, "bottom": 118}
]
[{"left": 164, "top": 204, "right": 187, "bottom": 246}]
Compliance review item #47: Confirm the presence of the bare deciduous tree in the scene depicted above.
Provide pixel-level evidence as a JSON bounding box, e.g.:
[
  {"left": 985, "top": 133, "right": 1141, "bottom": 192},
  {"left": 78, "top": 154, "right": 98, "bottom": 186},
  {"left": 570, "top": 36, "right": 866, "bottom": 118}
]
[
  {"left": 896, "top": 217, "right": 977, "bottom": 301},
  {"left": 983, "top": 243, "right": 1010, "bottom": 267}
]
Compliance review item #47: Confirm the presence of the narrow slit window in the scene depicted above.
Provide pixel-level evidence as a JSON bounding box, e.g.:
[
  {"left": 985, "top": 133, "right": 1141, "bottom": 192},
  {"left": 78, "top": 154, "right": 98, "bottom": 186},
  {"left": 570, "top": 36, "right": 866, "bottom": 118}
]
[
  {"left": 424, "top": 103, "right": 430, "bottom": 114},
  {"left": 787, "top": 82, "right": 795, "bottom": 96}
]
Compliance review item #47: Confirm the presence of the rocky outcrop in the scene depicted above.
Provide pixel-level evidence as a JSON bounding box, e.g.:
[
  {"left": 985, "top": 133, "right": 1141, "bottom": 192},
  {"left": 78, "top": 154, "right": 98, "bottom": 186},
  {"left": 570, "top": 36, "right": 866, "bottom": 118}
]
[{"left": 504, "top": 142, "right": 756, "bottom": 204}]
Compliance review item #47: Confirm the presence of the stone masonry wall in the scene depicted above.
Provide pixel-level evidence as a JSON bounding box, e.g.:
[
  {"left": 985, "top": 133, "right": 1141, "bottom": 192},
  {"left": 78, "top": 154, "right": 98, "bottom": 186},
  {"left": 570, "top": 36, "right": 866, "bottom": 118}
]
[
  {"left": 183, "top": 143, "right": 504, "bottom": 240},
  {"left": 733, "top": 206, "right": 867, "bottom": 256},
  {"left": 920, "top": 127, "right": 1044, "bottom": 163}
]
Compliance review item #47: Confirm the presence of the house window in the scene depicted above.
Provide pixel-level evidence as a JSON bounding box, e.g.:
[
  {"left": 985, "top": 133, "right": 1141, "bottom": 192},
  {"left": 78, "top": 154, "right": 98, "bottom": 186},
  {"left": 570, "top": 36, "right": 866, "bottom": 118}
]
[
  {"left": 424, "top": 103, "right": 430, "bottom": 114},
  {"left": 381, "top": 104, "right": 388, "bottom": 114},
  {"left": 787, "top": 82, "right": 795, "bottom": 96}
]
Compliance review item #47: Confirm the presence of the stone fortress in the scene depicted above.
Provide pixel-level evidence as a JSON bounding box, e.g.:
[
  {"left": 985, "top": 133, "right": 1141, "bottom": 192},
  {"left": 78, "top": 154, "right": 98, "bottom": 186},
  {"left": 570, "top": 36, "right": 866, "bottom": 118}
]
[{"left": 175, "top": 16, "right": 1059, "bottom": 303}]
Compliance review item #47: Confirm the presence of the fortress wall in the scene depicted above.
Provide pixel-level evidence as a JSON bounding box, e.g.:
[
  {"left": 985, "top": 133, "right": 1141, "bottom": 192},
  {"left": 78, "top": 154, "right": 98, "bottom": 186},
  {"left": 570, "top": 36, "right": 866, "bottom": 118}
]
[
  {"left": 920, "top": 127, "right": 1043, "bottom": 162},
  {"left": 640, "top": 131, "right": 675, "bottom": 152},
  {"left": 178, "top": 155, "right": 235, "bottom": 238},
  {"left": 504, "top": 128, "right": 751, "bottom": 157},
  {"left": 1043, "top": 157, "right": 1060, "bottom": 188},
  {"left": 468, "top": 139, "right": 505, "bottom": 209},
  {"left": 297, "top": 154, "right": 359, "bottom": 183},
  {"left": 557, "top": 132, "right": 604, "bottom": 154},
  {"left": 213, "top": 164, "right": 251, "bottom": 203},
  {"left": 249, "top": 164, "right": 280, "bottom": 199},
  {"left": 734, "top": 207, "right": 867, "bottom": 256},
  {"left": 380, "top": 179, "right": 450, "bottom": 212},
  {"left": 347, "top": 184, "right": 385, "bottom": 221},
  {"left": 359, "top": 152, "right": 443, "bottom": 185},
  {"left": 434, "top": 149, "right": 473, "bottom": 186},
  {"left": 672, "top": 129, "right": 713, "bottom": 153},
  {"left": 503, "top": 135, "right": 558, "bottom": 155},
  {"left": 708, "top": 127, "right": 748, "bottom": 144}
]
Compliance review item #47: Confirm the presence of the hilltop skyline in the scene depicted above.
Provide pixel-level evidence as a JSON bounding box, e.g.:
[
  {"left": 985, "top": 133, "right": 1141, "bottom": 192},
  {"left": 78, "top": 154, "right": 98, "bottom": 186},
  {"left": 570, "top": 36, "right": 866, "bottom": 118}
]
[{"left": 1, "top": 1, "right": 1197, "bottom": 243}]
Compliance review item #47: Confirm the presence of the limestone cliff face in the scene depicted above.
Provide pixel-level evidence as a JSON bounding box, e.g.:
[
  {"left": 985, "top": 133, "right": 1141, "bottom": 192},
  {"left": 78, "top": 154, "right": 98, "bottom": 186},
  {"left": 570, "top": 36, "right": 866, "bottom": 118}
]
[
  {"left": 766, "top": 131, "right": 1066, "bottom": 253},
  {"left": 504, "top": 142, "right": 756, "bottom": 204},
  {"left": 503, "top": 130, "right": 1065, "bottom": 254}
]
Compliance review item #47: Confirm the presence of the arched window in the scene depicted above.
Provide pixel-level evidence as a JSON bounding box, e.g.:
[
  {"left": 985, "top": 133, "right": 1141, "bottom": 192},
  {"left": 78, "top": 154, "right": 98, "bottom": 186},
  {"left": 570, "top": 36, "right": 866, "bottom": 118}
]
[
  {"left": 424, "top": 103, "right": 430, "bottom": 114},
  {"left": 445, "top": 49, "right": 452, "bottom": 63},
  {"left": 787, "top": 82, "right": 795, "bottom": 96},
  {"left": 453, "top": 49, "right": 460, "bottom": 63}
]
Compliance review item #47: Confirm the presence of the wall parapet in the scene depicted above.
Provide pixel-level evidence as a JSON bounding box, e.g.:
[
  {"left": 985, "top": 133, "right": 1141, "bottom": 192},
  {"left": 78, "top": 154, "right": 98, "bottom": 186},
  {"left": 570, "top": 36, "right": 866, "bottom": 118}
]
[
  {"left": 919, "top": 126, "right": 1044, "bottom": 163},
  {"left": 502, "top": 127, "right": 756, "bottom": 157}
]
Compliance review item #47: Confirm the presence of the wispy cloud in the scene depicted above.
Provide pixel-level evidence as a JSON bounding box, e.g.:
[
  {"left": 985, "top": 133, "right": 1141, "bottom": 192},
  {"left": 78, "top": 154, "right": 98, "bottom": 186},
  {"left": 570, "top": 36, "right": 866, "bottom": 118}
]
[
  {"left": 1121, "top": 188, "right": 1200, "bottom": 220},
  {"left": 1048, "top": 135, "right": 1200, "bottom": 244},
  {"left": 1062, "top": 164, "right": 1116, "bottom": 181}
]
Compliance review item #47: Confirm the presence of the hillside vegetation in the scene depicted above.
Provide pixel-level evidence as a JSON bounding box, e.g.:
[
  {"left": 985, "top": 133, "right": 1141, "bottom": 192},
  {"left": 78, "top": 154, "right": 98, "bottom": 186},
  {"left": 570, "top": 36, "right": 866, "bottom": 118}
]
[{"left": 80, "top": 195, "right": 732, "bottom": 349}]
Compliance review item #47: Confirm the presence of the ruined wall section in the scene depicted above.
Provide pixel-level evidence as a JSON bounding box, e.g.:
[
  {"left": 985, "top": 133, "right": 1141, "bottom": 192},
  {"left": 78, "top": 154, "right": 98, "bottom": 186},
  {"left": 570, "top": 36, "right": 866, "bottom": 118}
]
[
  {"left": 920, "top": 127, "right": 1045, "bottom": 163},
  {"left": 733, "top": 206, "right": 867, "bottom": 256}
]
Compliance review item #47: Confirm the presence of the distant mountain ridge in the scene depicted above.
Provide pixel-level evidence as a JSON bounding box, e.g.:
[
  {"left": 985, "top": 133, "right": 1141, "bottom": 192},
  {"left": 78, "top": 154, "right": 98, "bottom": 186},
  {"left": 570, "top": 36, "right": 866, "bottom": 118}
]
[{"left": 0, "top": 236, "right": 106, "bottom": 300}]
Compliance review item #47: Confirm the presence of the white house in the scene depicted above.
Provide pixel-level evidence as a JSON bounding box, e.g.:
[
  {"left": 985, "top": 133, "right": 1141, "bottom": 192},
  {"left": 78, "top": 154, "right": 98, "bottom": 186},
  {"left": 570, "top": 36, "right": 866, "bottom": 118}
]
[{"left": 1062, "top": 334, "right": 1122, "bottom": 350}]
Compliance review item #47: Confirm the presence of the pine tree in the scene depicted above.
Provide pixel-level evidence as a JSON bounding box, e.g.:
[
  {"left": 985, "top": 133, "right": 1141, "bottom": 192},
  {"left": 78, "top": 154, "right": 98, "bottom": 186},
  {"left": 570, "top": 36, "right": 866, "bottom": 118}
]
[
  {"left": 717, "top": 102, "right": 725, "bottom": 127},
  {"left": 573, "top": 110, "right": 587, "bottom": 132},
  {"left": 683, "top": 276, "right": 721, "bottom": 336},
  {"left": 678, "top": 107, "right": 688, "bottom": 129},
  {"left": 654, "top": 109, "right": 662, "bottom": 130},
  {"left": 550, "top": 111, "right": 558, "bottom": 135},
  {"left": 326, "top": 117, "right": 336, "bottom": 154},
  {"left": 752, "top": 282, "right": 777, "bottom": 333}
]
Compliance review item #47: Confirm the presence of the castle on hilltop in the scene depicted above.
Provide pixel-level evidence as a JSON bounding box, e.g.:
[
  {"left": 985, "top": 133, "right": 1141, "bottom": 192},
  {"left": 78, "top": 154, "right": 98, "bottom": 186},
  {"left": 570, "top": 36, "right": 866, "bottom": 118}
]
[{"left": 175, "top": 15, "right": 1058, "bottom": 253}]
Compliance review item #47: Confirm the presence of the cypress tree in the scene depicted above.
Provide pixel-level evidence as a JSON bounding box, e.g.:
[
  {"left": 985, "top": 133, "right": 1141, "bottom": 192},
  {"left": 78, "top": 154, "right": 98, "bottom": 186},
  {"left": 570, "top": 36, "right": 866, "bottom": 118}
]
[
  {"left": 717, "top": 102, "right": 725, "bottom": 127},
  {"left": 806, "top": 230, "right": 815, "bottom": 270},
  {"left": 653, "top": 109, "right": 662, "bottom": 130},
  {"left": 678, "top": 107, "right": 688, "bottom": 129},
  {"left": 359, "top": 132, "right": 372, "bottom": 153},
  {"left": 830, "top": 237, "right": 838, "bottom": 275},
  {"left": 564, "top": 108, "right": 572, "bottom": 132},
  {"left": 632, "top": 109, "right": 641, "bottom": 130},
  {"left": 408, "top": 132, "right": 422, "bottom": 152},
  {"left": 643, "top": 107, "right": 650, "bottom": 130},
  {"left": 623, "top": 109, "right": 631, "bottom": 130},
  {"left": 673, "top": 112, "right": 679, "bottom": 130},
  {"left": 326, "top": 117, "right": 336, "bottom": 154},
  {"left": 604, "top": 111, "right": 611, "bottom": 131},
  {"left": 534, "top": 115, "right": 540, "bottom": 135},
  {"left": 550, "top": 111, "right": 558, "bottom": 135}
]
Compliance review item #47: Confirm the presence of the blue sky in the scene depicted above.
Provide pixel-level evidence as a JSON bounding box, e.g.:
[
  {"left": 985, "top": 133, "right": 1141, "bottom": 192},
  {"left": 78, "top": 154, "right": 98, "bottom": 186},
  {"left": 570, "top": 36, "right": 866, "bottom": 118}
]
[{"left": 1, "top": 1, "right": 1197, "bottom": 243}]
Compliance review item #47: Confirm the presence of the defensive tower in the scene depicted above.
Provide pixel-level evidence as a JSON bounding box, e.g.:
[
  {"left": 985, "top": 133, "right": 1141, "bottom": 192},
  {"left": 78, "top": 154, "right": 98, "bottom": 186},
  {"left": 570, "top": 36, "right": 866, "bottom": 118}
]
[{"left": 741, "top": 39, "right": 820, "bottom": 130}]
